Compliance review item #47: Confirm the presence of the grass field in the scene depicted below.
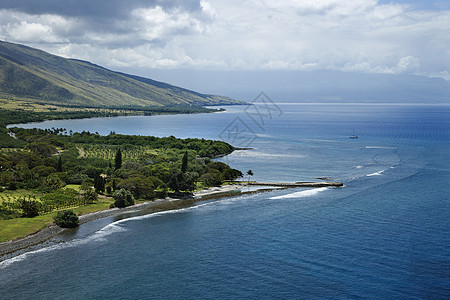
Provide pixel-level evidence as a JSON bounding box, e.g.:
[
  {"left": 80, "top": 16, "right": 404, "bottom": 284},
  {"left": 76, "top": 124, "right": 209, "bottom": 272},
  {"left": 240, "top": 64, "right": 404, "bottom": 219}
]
[
  {"left": 0, "top": 214, "right": 54, "bottom": 243},
  {"left": 0, "top": 98, "right": 149, "bottom": 117},
  {"left": 0, "top": 196, "right": 114, "bottom": 243}
]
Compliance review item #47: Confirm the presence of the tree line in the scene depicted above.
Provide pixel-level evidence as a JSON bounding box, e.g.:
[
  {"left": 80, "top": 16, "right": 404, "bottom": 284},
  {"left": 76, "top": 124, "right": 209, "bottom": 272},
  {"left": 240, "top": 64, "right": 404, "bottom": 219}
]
[{"left": 0, "top": 125, "right": 243, "bottom": 219}]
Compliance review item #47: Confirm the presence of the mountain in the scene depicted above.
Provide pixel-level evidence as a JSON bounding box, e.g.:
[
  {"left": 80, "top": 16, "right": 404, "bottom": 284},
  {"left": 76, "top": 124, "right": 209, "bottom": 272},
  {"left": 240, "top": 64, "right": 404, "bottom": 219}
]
[
  {"left": 140, "top": 69, "right": 450, "bottom": 103},
  {"left": 0, "top": 41, "right": 242, "bottom": 107}
]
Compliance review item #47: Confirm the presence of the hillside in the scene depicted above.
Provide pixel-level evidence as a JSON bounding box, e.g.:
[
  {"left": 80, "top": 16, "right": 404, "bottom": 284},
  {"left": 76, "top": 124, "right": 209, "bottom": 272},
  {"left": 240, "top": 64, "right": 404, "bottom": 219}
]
[{"left": 0, "top": 41, "right": 241, "bottom": 108}]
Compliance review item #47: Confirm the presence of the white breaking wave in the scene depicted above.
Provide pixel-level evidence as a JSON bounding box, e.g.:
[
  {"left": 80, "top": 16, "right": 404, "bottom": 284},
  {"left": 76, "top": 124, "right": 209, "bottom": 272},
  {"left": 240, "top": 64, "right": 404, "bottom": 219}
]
[
  {"left": 1, "top": 199, "right": 237, "bottom": 268},
  {"left": 366, "top": 170, "right": 386, "bottom": 176},
  {"left": 270, "top": 187, "right": 328, "bottom": 199},
  {"left": 0, "top": 243, "right": 65, "bottom": 268},
  {"left": 0, "top": 221, "right": 128, "bottom": 269},
  {"left": 0, "top": 194, "right": 264, "bottom": 269}
]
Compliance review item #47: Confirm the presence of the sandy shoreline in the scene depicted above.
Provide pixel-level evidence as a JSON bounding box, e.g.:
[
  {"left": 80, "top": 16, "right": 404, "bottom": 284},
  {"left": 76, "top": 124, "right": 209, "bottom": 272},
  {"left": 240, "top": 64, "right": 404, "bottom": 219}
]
[{"left": 0, "top": 183, "right": 278, "bottom": 260}]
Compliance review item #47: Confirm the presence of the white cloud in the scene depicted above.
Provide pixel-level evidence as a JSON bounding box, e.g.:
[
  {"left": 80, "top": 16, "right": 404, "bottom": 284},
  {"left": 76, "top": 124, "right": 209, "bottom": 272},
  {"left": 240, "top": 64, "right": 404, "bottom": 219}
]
[
  {"left": 132, "top": 6, "right": 208, "bottom": 40},
  {"left": 0, "top": 11, "right": 74, "bottom": 43},
  {"left": 200, "top": 0, "right": 217, "bottom": 19},
  {"left": 0, "top": 1, "right": 449, "bottom": 79}
]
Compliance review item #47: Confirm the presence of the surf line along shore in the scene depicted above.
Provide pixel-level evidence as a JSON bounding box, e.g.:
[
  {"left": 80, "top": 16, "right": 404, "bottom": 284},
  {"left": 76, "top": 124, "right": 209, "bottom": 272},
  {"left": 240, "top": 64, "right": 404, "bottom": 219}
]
[{"left": 0, "top": 181, "right": 343, "bottom": 260}]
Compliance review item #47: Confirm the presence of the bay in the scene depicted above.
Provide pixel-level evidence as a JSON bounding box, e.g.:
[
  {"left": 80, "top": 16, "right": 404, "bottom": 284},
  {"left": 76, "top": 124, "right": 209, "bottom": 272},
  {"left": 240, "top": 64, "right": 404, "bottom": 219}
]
[{"left": 2, "top": 103, "right": 450, "bottom": 299}]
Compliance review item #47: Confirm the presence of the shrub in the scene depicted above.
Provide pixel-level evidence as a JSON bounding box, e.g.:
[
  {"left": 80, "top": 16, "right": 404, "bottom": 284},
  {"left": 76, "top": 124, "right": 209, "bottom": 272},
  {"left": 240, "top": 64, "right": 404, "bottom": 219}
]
[
  {"left": 117, "top": 176, "right": 155, "bottom": 199},
  {"left": 44, "top": 173, "right": 65, "bottom": 190},
  {"left": 54, "top": 210, "right": 79, "bottom": 228},
  {"left": 17, "top": 198, "right": 41, "bottom": 218},
  {"left": 67, "top": 173, "right": 89, "bottom": 184},
  {"left": 23, "top": 179, "right": 41, "bottom": 189},
  {"left": 82, "top": 188, "right": 98, "bottom": 204},
  {"left": 0, "top": 208, "right": 20, "bottom": 220},
  {"left": 7, "top": 181, "right": 17, "bottom": 190},
  {"left": 112, "top": 188, "right": 135, "bottom": 208}
]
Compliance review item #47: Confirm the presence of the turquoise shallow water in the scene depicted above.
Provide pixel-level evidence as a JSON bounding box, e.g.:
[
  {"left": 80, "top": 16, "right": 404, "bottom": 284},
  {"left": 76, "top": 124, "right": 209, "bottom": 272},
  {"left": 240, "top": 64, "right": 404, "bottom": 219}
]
[{"left": 2, "top": 103, "right": 450, "bottom": 299}]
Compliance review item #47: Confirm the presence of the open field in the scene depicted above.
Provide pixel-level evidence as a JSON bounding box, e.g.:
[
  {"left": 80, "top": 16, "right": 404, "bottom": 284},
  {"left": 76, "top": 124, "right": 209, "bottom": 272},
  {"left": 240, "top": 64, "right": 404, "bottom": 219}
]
[
  {"left": 0, "top": 196, "right": 114, "bottom": 243},
  {"left": 0, "top": 98, "right": 135, "bottom": 114}
]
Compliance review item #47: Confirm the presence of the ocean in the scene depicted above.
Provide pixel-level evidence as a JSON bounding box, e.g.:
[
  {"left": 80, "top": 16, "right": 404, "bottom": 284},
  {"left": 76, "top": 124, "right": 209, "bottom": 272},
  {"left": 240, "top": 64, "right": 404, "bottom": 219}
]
[{"left": 1, "top": 102, "right": 449, "bottom": 299}]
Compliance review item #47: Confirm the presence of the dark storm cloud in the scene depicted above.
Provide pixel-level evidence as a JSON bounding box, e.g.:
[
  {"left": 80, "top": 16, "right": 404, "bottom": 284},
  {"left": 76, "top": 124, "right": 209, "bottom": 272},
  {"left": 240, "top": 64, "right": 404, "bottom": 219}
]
[
  {"left": 0, "top": 0, "right": 202, "bottom": 18},
  {"left": 0, "top": 0, "right": 207, "bottom": 49},
  {"left": 1, "top": 0, "right": 447, "bottom": 77}
]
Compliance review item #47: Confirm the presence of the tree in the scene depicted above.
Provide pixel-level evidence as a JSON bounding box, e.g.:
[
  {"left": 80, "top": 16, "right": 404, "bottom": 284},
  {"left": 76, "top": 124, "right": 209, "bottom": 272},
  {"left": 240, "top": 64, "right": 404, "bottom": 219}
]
[
  {"left": 246, "top": 170, "right": 254, "bottom": 183},
  {"left": 25, "top": 142, "right": 57, "bottom": 157},
  {"left": 32, "top": 165, "right": 56, "bottom": 178},
  {"left": 179, "top": 173, "right": 196, "bottom": 192},
  {"left": 199, "top": 170, "right": 223, "bottom": 187},
  {"left": 54, "top": 210, "right": 79, "bottom": 228},
  {"left": 17, "top": 197, "right": 41, "bottom": 218},
  {"left": 223, "top": 168, "right": 243, "bottom": 181},
  {"left": 115, "top": 149, "right": 122, "bottom": 170},
  {"left": 94, "top": 174, "right": 105, "bottom": 194},
  {"left": 56, "top": 156, "right": 63, "bottom": 172},
  {"left": 181, "top": 151, "right": 189, "bottom": 173},
  {"left": 44, "top": 173, "right": 65, "bottom": 190},
  {"left": 82, "top": 188, "right": 98, "bottom": 204},
  {"left": 168, "top": 172, "right": 181, "bottom": 193},
  {"left": 112, "top": 188, "right": 135, "bottom": 208},
  {"left": 117, "top": 176, "right": 155, "bottom": 199}
]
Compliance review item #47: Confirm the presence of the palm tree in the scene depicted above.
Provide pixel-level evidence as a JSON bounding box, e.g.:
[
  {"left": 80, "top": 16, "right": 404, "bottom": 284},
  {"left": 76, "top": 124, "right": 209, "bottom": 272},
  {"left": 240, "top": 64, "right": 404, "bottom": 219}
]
[{"left": 246, "top": 170, "right": 254, "bottom": 184}]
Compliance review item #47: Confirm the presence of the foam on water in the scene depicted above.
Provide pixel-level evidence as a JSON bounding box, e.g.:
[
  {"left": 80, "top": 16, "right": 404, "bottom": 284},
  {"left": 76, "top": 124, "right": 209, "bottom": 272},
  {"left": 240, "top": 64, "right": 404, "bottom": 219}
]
[
  {"left": 366, "top": 166, "right": 396, "bottom": 177},
  {"left": 270, "top": 187, "right": 328, "bottom": 199},
  {"left": 1, "top": 196, "right": 254, "bottom": 269},
  {"left": 366, "top": 170, "right": 386, "bottom": 176},
  {"left": 0, "top": 221, "right": 128, "bottom": 269}
]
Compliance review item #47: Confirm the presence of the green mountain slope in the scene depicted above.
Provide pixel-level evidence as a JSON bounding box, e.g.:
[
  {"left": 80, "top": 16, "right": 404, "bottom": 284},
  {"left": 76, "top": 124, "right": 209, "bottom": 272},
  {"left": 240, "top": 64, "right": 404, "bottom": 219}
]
[{"left": 0, "top": 41, "right": 241, "bottom": 107}]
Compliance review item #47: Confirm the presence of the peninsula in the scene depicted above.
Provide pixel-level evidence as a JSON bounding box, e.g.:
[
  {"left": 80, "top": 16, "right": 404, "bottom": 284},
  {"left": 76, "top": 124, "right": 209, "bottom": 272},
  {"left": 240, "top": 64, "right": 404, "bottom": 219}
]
[{"left": 0, "top": 41, "right": 344, "bottom": 260}]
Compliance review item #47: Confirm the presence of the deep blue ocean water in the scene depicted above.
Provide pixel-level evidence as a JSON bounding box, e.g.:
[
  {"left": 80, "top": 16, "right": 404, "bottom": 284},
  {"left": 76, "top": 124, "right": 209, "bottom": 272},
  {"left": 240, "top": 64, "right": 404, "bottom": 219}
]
[{"left": 2, "top": 103, "right": 450, "bottom": 299}]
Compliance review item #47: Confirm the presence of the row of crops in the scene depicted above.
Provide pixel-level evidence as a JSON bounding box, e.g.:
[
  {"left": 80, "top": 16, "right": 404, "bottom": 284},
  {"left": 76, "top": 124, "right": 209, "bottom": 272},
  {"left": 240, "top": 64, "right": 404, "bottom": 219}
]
[
  {"left": 0, "top": 188, "right": 97, "bottom": 219},
  {"left": 77, "top": 144, "right": 158, "bottom": 161}
]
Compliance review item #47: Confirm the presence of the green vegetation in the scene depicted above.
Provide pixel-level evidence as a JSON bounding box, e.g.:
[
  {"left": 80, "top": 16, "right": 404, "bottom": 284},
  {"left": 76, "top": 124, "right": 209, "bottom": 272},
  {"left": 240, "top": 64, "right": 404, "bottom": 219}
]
[
  {"left": 0, "top": 41, "right": 243, "bottom": 108},
  {"left": 112, "top": 189, "right": 135, "bottom": 208},
  {"left": 0, "top": 40, "right": 246, "bottom": 242},
  {"left": 115, "top": 149, "right": 122, "bottom": 170},
  {"left": 0, "top": 115, "right": 243, "bottom": 241},
  {"left": 0, "top": 194, "right": 114, "bottom": 243},
  {"left": 53, "top": 210, "right": 79, "bottom": 228}
]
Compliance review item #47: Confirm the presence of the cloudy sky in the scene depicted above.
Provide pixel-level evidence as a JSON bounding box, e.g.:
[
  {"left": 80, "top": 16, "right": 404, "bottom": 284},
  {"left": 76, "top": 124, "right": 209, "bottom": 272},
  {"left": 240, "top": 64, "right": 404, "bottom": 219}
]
[{"left": 0, "top": 0, "right": 449, "bottom": 83}]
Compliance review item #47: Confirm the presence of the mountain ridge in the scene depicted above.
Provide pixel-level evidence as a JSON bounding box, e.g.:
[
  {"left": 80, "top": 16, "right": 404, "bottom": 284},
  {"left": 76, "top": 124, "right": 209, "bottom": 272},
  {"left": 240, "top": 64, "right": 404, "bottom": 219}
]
[{"left": 0, "top": 41, "right": 242, "bottom": 108}]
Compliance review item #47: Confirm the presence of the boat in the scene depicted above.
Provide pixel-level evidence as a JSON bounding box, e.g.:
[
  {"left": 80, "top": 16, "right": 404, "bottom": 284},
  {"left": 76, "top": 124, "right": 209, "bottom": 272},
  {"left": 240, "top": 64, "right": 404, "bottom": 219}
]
[{"left": 349, "top": 135, "right": 358, "bottom": 139}]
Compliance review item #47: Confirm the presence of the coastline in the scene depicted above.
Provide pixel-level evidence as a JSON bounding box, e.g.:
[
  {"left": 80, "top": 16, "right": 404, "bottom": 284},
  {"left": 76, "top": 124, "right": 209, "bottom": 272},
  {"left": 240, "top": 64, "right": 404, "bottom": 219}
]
[{"left": 0, "top": 183, "right": 282, "bottom": 260}]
